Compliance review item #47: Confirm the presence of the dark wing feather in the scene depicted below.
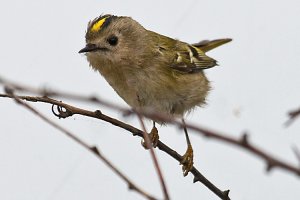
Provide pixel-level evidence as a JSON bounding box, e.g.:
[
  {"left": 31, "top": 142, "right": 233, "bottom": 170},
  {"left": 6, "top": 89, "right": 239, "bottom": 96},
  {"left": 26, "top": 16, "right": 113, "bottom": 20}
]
[
  {"left": 193, "top": 38, "right": 232, "bottom": 53},
  {"left": 170, "top": 45, "right": 217, "bottom": 73}
]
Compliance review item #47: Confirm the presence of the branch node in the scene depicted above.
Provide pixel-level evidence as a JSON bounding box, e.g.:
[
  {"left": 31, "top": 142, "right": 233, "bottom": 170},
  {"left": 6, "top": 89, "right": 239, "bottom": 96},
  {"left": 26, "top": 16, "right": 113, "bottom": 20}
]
[
  {"left": 240, "top": 132, "right": 249, "bottom": 146},
  {"left": 4, "top": 86, "right": 14, "bottom": 95},
  {"left": 90, "top": 96, "right": 99, "bottom": 102},
  {"left": 94, "top": 110, "right": 102, "bottom": 117},
  {"left": 90, "top": 146, "right": 100, "bottom": 155},
  {"left": 193, "top": 176, "right": 200, "bottom": 183},
  {"left": 285, "top": 106, "right": 300, "bottom": 127},
  {"left": 266, "top": 160, "right": 274, "bottom": 172},
  {"left": 128, "top": 183, "right": 134, "bottom": 190},
  {"left": 132, "top": 130, "right": 140, "bottom": 137},
  {"left": 292, "top": 146, "right": 300, "bottom": 166},
  {"left": 223, "top": 190, "right": 230, "bottom": 199},
  {"left": 288, "top": 108, "right": 300, "bottom": 118}
]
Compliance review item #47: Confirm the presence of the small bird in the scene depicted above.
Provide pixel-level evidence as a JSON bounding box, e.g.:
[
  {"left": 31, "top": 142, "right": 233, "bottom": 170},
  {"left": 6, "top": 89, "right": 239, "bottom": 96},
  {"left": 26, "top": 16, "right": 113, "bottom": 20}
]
[{"left": 79, "top": 14, "right": 231, "bottom": 176}]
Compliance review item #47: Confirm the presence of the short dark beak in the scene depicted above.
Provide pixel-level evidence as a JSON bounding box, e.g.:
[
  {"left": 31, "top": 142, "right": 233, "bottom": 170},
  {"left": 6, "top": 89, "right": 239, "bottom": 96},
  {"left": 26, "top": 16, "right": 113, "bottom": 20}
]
[{"left": 78, "top": 44, "right": 99, "bottom": 53}]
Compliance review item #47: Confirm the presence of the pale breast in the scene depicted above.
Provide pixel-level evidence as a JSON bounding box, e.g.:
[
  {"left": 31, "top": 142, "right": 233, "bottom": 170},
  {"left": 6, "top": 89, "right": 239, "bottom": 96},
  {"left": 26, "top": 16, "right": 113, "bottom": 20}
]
[{"left": 87, "top": 53, "right": 210, "bottom": 117}]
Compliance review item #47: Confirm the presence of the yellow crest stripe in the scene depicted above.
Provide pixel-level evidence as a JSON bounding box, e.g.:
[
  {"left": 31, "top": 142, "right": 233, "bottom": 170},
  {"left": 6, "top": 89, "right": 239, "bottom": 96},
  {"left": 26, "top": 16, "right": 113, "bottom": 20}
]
[{"left": 91, "top": 17, "right": 108, "bottom": 32}]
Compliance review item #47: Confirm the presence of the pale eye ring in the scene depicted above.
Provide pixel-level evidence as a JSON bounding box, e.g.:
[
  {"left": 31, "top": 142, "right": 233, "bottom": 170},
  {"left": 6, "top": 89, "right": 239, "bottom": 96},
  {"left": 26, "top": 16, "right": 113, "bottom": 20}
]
[{"left": 107, "top": 35, "right": 118, "bottom": 46}]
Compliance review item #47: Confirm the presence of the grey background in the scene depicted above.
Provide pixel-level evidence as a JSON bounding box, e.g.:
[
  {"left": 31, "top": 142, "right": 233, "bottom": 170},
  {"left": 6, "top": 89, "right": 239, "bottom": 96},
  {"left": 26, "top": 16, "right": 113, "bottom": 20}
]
[{"left": 1, "top": 0, "right": 300, "bottom": 199}]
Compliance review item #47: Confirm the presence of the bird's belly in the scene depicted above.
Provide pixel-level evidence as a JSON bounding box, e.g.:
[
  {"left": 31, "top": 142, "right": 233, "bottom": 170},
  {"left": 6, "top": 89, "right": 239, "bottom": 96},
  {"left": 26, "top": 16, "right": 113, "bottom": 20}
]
[{"left": 99, "top": 66, "right": 209, "bottom": 117}]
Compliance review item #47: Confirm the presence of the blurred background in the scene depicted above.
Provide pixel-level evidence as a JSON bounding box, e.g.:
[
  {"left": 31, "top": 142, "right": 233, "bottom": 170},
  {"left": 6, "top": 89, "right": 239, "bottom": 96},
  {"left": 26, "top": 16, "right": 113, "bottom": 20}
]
[{"left": 1, "top": 0, "right": 300, "bottom": 199}]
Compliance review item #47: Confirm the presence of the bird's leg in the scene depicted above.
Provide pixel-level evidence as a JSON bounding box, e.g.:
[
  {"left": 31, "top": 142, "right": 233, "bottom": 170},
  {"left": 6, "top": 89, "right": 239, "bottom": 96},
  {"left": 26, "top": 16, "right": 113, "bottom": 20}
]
[
  {"left": 141, "top": 121, "right": 159, "bottom": 149},
  {"left": 180, "top": 119, "right": 194, "bottom": 176}
]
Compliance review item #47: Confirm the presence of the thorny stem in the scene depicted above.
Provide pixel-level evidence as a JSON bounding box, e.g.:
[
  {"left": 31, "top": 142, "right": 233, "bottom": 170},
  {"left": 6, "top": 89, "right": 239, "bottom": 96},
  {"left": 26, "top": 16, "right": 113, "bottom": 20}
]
[
  {"left": 0, "top": 93, "right": 231, "bottom": 200},
  {"left": 3, "top": 90, "right": 158, "bottom": 200}
]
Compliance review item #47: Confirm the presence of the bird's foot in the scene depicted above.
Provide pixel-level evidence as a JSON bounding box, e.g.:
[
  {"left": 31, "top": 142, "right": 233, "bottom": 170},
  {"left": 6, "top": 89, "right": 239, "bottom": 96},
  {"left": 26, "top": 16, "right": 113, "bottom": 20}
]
[
  {"left": 141, "top": 126, "right": 159, "bottom": 149},
  {"left": 180, "top": 144, "right": 194, "bottom": 176}
]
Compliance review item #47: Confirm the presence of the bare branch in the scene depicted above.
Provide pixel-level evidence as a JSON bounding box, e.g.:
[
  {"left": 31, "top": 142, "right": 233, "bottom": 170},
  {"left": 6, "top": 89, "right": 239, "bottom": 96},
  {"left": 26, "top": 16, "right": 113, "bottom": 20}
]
[
  {"left": 3, "top": 76, "right": 300, "bottom": 197},
  {"left": 6, "top": 77, "right": 300, "bottom": 197},
  {"left": 180, "top": 128, "right": 300, "bottom": 176},
  {"left": 292, "top": 146, "right": 300, "bottom": 167},
  {"left": 138, "top": 115, "right": 170, "bottom": 200},
  {"left": 0, "top": 93, "right": 230, "bottom": 200},
  {"left": 2, "top": 90, "right": 158, "bottom": 200},
  {"left": 285, "top": 106, "right": 300, "bottom": 127}
]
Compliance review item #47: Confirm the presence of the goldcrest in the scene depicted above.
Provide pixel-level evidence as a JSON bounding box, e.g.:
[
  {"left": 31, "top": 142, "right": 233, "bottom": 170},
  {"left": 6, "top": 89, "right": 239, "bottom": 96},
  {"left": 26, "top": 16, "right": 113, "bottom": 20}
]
[{"left": 79, "top": 14, "right": 231, "bottom": 176}]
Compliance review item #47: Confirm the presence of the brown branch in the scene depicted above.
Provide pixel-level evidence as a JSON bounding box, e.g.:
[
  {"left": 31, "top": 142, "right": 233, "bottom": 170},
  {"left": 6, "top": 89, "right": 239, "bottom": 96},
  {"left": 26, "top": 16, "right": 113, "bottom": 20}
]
[
  {"left": 292, "top": 146, "right": 300, "bottom": 166},
  {"left": 2, "top": 91, "right": 158, "bottom": 200},
  {"left": 0, "top": 93, "right": 231, "bottom": 200},
  {"left": 137, "top": 115, "right": 170, "bottom": 200},
  {"left": 183, "top": 128, "right": 300, "bottom": 176},
  {"left": 135, "top": 109, "right": 300, "bottom": 177},
  {"left": 3, "top": 76, "right": 300, "bottom": 196},
  {"left": 285, "top": 106, "right": 300, "bottom": 127},
  {"left": 3, "top": 77, "right": 300, "bottom": 198}
]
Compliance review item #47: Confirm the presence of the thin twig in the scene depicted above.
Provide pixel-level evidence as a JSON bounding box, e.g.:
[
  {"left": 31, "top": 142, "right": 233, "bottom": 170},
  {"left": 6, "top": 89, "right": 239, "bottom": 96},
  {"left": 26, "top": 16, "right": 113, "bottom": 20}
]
[
  {"left": 3, "top": 90, "right": 158, "bottom": 200},
  {"left": 3, "top": 88, "right": 300, "bottom": 177},
  {"left": 292, "top": 146, "right": 300, "bottom": 167},
  {"left": 133, "top": 108, "right": 300, "bottom": 177},
  {"left": 0, "top": 93, "right": 230, "bottom": 200},
  {"left": 7, "top": 78, "right": 300, "bottom": 197},
  {"left": 3, "top": 77, "right": 300, "bottom": 196},
  {"left": 137, "top": 115, "right": 170, "bottom": 200},
  {"left": 285, "top": 106, "right": 300, "bottom": 127}
]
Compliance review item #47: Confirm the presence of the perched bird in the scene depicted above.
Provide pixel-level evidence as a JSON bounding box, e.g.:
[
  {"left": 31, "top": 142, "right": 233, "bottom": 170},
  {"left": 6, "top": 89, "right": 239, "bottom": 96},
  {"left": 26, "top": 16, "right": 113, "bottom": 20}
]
[{"left": 79, "top": 14, "right": 231, "bottom": 176}]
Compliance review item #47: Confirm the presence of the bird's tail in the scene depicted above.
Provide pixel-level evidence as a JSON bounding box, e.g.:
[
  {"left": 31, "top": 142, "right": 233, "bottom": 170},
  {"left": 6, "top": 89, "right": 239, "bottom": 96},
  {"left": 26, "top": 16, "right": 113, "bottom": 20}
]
[{"left": 193, "top": 38, "right": 232, "bottom": 53}]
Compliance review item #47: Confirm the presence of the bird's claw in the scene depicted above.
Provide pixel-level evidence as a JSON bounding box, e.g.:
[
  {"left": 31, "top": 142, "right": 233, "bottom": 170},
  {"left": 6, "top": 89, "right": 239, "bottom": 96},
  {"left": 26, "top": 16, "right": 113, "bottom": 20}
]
[
  {"left": 180, "top": 144, "right": 194, "bottom": 176},
  {"left": 141, "top": 126, "right": 159, "bottom": 149}
]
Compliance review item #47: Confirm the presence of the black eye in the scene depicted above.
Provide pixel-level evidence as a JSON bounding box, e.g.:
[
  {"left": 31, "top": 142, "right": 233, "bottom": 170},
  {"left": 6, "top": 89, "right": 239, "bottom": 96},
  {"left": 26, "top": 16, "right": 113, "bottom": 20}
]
[{"left": 107, "top": 35, "right": 118, "bottom": 46}]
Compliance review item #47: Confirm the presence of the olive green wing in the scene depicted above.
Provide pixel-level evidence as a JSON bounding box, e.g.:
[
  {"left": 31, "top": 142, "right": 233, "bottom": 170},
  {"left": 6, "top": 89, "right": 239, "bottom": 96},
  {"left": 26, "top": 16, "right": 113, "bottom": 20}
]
[
  {"left": 153, "top": 32, "right": 231, "bottom": 73},
  {"left": 169, "top": 44, "right": 218, "bottom": 73},
  {"left": 168, "top": 38, "right": 232, "bottom": 73}
]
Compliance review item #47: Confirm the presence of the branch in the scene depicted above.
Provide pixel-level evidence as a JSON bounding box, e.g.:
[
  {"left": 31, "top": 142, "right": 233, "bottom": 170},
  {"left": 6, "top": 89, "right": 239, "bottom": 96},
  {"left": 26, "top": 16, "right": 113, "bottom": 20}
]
[
  {"left": 292, "top": 146, "right": 300, "bottom": 166},
  {"left": 4, "top": 92, "right": 300, "bottom": 178},
  {"left": 3, "top": 77, "right": 300, "bottom": 196},
  {"left": 3, "top": 89, "right": 158, "bottom": 200},
  {"left": 137, "top": 115, "right": 170, "bottom": 200},
  {"left": 0, "top": 93, "right": 231, "bottom": 200},
  {"left": 4, "top": 78, "right": 300, "bottom": 197},
  {"left": 127, "top": 107, "right": 300, "bottom": 177},
  {"left": 285, "top": 106, "right": 300, "bottom": 126},
  {"left": 3, "top": 76, "right": 300, "bottom": 197},
  {"left": 122, "top": 108, "right": 300, "bottom": 178},
  {"left": 184, "top": 128, "right": 300, "bottom": 176}
]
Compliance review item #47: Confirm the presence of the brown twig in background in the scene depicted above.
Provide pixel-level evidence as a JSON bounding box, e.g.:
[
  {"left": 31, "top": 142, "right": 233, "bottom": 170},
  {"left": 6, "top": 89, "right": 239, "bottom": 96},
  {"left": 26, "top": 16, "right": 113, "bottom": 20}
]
[
  {"left": 292, "top": 146, "right": 300, "bottom": 166},
  {"left": 138, "top": 115, "right": 170, "bottom": 200},
  {"left": 3, "top": 77, "right": 300, "bottom": 198},
  {"left": 128, "top": 109, "right": 300, "bottom": 177},
  {"left": 285, "top": 106, "right": 300, "bottom": 127},
  {"left": 0, "top": 93, "right": 230, "bottom": 200},
  {"left": 3, "top": 76, "right": 300, "bottom": 197},
  {"left": 3, "top": 88, "right": 158, "bottom": 200},
  {"left": 184, "top": 127, "right": 300, "bottom": 176}
]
